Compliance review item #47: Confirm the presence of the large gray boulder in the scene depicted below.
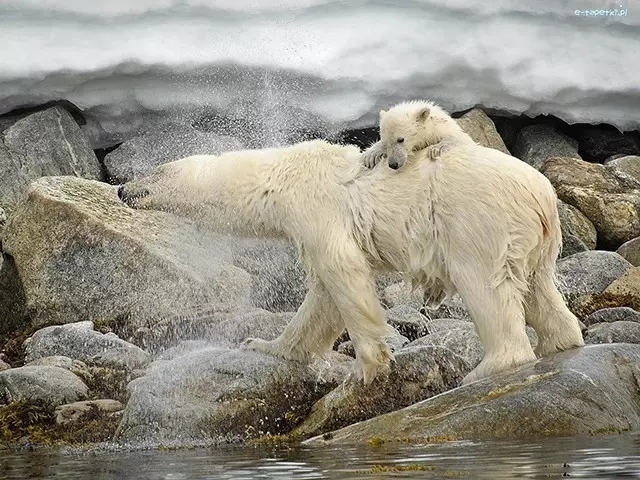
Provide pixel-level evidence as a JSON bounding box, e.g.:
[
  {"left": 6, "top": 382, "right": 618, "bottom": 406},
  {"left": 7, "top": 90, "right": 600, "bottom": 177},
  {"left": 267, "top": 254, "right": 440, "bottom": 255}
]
[
  {"left": 557, "top": 251, "right": 633, "bottom": 310},
  {"left": 115, "top": 347, "right": 351, "bottom": 445},
  {"left": 0, "top": 366, "right": 88, "bottom": 407},
  {"left": 0, "top": 107, "right": 102, "bottom": 215},
  {"left": 24, "top": 321, "right": 152, "bottom": 370},
  {"left": 104, "top": 124, "right": 242, "bottom": 183},
  {"left": 307, "top": 344, "right": 640, "bottom": 444},
  {"left": 455, "top": 108, "right": 509, "bottom": 154},
  {"left": 292, "top": 345, "right": 469, "bottom": 439},
  {"left": 511, "top": 124, "right": 580, "bottom": 169},
  {"left": 2, "top": 176, "right": 253, "bottom": 332}
]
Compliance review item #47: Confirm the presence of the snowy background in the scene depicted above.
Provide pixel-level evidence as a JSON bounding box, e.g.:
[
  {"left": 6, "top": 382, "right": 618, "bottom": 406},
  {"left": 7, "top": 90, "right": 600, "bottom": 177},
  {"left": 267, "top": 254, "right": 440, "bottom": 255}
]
[{"left": 0, "top": 0, "right": 637, "bottom": 147}]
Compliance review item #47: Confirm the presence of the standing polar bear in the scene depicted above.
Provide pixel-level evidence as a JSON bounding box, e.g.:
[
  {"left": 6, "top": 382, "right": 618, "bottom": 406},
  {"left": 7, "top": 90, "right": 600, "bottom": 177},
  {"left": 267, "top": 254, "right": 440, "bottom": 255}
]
[{"left": 117, "top": 100, "right": 584, "bottom": 386}]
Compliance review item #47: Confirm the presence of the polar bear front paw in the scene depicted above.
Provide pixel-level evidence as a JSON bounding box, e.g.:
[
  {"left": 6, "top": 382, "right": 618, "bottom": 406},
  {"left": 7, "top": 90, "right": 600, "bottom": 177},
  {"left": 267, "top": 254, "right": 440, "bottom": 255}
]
[
  {"left": 423, "top": 142, "right": 452, "bottom": 161},
  {"left": 361, "top": 143, "right": 387, "bottom": 169}
]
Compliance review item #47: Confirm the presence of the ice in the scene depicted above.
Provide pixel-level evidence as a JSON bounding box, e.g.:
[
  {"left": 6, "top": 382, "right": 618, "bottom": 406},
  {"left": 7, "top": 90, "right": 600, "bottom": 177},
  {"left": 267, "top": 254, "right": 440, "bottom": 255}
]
[{"left": 0, "top": 0, "right": 637, "bottom": 147}]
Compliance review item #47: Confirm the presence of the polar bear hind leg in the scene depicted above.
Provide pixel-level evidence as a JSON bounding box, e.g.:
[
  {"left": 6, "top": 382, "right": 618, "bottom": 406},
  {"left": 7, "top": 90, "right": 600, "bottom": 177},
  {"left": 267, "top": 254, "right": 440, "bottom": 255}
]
[
  {"left": 449, "top": 263, "right": 537, "bottom": 385},
  {"left": 524, "top": 270, "right": 585, "bottom": 357}
]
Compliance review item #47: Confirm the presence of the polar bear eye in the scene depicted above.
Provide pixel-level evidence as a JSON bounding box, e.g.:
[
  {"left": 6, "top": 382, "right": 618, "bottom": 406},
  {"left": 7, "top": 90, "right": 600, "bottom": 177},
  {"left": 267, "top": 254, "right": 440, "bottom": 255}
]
[{"left": 397, "top": 137, "right": 404, "bottom": 144}]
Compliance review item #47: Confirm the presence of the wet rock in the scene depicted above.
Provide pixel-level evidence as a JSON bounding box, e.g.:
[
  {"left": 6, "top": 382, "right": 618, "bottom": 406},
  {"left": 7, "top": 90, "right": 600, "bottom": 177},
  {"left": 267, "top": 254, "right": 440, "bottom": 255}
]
[
  {"left": 2, "top": 176, "right": 253, "bottom": 331},
  {"left": 557, "top": 200, "right": 597, "bottom": 257},
  {"left": 0, "top": 360, "right": 10, "bottom": 371},
  {"left": 421, "top": 294, "right": 470, "bottom": 321},
  {"left": 617, "top": 237, "right": 640, "bottom": 267},
  {"left": 0, "top": 107, "right": 102, "bottom": 215},
  {"left": 584, "top": 307, "right": 640, "bottom": 327},
  {"left": 55, "top": 399, "right": 124, "bottom": 426},
  {"left": 407, "top": 322, "right": 538, "bottom": 370},
  {"left": 132, "top": 307, "right": 294, "bottom": 355},
  {"left": 336, "top": 341, "right": 355, "bottom": 358},
  {"left": 0, "top": 253, "right": 27, "bottom": 337},
  {"left": 386, "top": 305, "right": 429, "bottom": 341},
  {"left": 541, "top": 156, "right": 640, "bottom": 248},
  {"left": 605, "top": 156, "right": 640, "bottom": 187},
  {"left": 382, "top": 282, "right": 422, "bottom": 309},
  {"left": 104, "top": 123, "right": 242, "bottom": 183},
  {"left": 306, "top": 344, "right": 640, "bottom": 444},
  {"left": 293, "top": 345, "right": 469, "bottom": 439},
  {"left": 0, "top": 206, "right": 5, "bottom": 245},
  {"left": 556, "top": 251, "right": 633, "bottom": 310},
  {"left": 25, "top": 355, "right": 91, "bottom": 380},
  {"left": 575, "top": 127, "right": 640, "bottom": 163},
  {"left": 0, "top": 366, "right": 87, "bottom": 406},
  {"left": 232, "top": 239, "right": 307, "bottom": 313},
  {"left": 511, "top": 125, "right": 580, "bottom": 169},
  {"left": 455, "top": 108, "right": 509, "bottom": 154},
  {"left": 585, "top": 321, "right": 640, "bottom": 345},
  {"left": 115, "top": 347, "right": 351, "bottom": 445},
  {"left": 24, "top": 321, "right": 152, "bottom": 370}
]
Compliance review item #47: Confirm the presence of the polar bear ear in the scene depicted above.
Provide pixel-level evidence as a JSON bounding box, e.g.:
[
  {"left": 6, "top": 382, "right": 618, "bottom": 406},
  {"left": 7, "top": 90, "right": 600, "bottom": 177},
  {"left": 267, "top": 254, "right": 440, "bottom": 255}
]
[
  {"left": 416, "top": 107, "right": 430, "bottom": 122},
  {"left": 379, "top": 109, "right": 387, "bottom": 118}
]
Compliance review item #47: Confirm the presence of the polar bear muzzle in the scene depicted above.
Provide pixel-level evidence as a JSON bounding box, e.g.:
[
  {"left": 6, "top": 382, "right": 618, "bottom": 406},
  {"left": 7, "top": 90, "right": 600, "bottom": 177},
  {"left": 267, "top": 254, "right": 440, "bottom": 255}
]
[{"left": 118, "top": 183, "right": 150, "bottom": 208}]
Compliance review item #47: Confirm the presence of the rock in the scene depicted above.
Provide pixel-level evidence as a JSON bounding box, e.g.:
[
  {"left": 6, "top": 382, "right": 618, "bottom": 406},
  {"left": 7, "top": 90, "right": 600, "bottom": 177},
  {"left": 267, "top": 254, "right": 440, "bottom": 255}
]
[
  {"left": 55, "top": 399, "right": 124, "bottom": 426},
  {"left": 0, "top": 206, "right": 5, "bottom": 245},
  {"left": 407, "top": 322, "right": 482, "bottom": 364},
  {"left": 24, "top": 321, "right": 152, "bottom": 370},
  {"left": 0, "top": 107, "right": 103, "bottom": 215},
  {"left": 103, "top": 123, "right": 242, "bottom": 183},
  {"left": 511, "top": 125, "right": 580, "bottom": 169},
  {"left": 557, "top": 200, "right": 597, "bottom": 257},
  {"left": 0, "top": 253, "right": 27, "bottom": 336},
  {"left": 0, "top": 360, "right": 10, "bottom": 371},
  {"left": 0, "top": 366, "right": 87, "bottom": 407},
  {"left": 455, "top": 108, "right": 510, "bottom": 154},
  {"left": 556, "top": 251, "right": 633, "bottom": 310},
  {"left": 585, "top": 321, "right": 640, "bottom": 345},
  {"left": 2, "top": 176, "right": 253, "bottom": 332},
  {"left": 386, "top": 305, "right": 429, "bottom": 341},
  {"left": 574, "top": 127, "right": 640, "bottom": 163},
  {"left": 541, "top": 156, "right": 640, "bottom": 248},
  {"left": 25, "top": 355, "right": 91, "bottom": 379},
  {"left": 602, "top": 267, "right": 640, "bottom": 310},
  {"left": 232, "top": 239, "right": 307, "bottom": 313},
  {"left": 407, "top": 322, "right": 537, "bottom": 369},
  {"left": 617, "top": 237, "right": 640, "bottom": 267},
  {"left": 114, "top": 347, "right": 351, "bottom": 445},
  {"left": 132, "top": 308, "right": 294, "bottom": 355},
  {"left": 584, "top": 307, "right": 640, "bottom": 327},
  {"left": 605, "top": 156, "right": 640, "bottom": 188},
  {"left": 306, "top": 344, "right": 640, "bottom": 444},
  {"left": 421, "top": 293, "right": 470, "bottom": 321},
  {"left": 382, "top": 282, "right": 422, "bottom": 309},
  {"left": 336, "top": 341, "right": 355, "bottom": 357},
  {"left": 292, "top": 345, "right": 469, "bottom": 439}
]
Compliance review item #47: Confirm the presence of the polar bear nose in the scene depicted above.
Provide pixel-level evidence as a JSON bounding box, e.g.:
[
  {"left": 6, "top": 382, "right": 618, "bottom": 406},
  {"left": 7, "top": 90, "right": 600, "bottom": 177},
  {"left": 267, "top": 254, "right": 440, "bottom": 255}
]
[
  {"left": 388, "top": 161, "right": 400, "bottom": 170},
  {"left": 118, "top": 184, "right": 150, "bottom": 207}
]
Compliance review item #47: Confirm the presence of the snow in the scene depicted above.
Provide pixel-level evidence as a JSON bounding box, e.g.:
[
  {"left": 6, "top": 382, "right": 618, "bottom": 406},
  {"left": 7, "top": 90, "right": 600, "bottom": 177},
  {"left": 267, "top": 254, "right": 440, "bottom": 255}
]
[{"left": 0, "top": 0, "right": 637, "bottom": 147}]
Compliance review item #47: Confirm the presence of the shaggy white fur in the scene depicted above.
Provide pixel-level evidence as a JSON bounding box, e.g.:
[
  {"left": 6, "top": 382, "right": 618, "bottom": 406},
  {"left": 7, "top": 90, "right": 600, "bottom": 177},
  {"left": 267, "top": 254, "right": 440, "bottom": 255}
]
[
  {"left": 362, "top": 100, "right": 585, "bottom": 383},
  {"left": 118, "top": 100, "right": 584, "bottom": 385}
]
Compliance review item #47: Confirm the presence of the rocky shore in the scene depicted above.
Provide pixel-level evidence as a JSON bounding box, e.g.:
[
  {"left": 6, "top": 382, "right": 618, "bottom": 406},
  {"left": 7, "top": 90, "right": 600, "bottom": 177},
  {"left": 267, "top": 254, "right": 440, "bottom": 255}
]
[{"left": 1, "top": 102, "right": 640, "bottom": 449}]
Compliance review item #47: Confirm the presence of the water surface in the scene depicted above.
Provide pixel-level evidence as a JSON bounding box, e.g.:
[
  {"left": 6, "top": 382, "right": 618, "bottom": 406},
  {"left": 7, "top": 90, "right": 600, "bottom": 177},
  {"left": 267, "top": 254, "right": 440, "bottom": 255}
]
[{"left": 2, "top": 433, "right": 640, "bottom": 479}]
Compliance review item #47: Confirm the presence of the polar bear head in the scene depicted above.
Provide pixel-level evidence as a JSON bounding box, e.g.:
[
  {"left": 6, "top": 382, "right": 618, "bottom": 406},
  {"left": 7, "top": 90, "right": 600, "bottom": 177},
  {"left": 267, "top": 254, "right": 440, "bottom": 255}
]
[{"left": 377, "top": 100, "right": 464, "bottom": 169}]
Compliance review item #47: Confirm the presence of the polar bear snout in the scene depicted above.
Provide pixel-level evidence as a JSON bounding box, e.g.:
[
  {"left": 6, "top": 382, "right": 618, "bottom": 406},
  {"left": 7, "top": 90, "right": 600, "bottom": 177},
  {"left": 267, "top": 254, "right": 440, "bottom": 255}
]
[
  {"left": 388, "top": 160, "right": 400, "bottom": 170},
  {"left": 118, "top": 183, "right": 150, "bottom": 208}
]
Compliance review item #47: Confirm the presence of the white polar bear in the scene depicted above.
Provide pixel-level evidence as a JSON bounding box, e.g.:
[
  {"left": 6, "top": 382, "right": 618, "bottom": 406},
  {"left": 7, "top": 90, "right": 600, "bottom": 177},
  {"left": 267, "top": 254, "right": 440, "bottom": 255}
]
[
  {"left": 362, "top": 100, "right": 584, "bottom": 377},
  {"left": 118, "top": 101, "right": 583, "bottom": 385}
]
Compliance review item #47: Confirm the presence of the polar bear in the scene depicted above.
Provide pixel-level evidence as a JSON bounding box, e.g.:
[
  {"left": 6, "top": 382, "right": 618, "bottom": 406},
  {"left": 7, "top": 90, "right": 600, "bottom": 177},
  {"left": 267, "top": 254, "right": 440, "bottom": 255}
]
[
  {"left": 362, "top": 100, "right": 584, "bottom": 372},
  {"left": 117, "top": 103, "right": 583, "bottom": 386}
]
